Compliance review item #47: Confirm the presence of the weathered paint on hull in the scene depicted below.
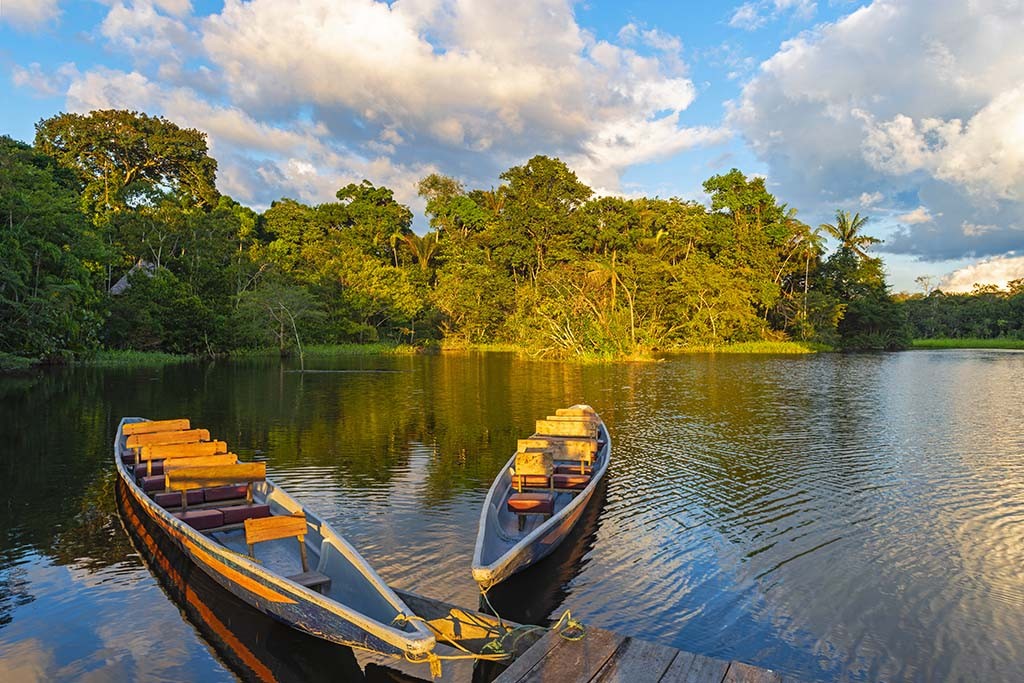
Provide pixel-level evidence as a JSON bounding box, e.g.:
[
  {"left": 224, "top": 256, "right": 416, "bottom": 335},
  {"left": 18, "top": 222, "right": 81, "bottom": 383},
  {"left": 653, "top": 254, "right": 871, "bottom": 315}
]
[
  {"left": 485, "top": 487, "right": 593, "bottom": 586},
  {"left": 117, "top": 465, "right": 407, "bottom": 656},
  {"left": 113, "top": 419, "right": 432, "bottom": 658},
  {"left": 473, "top": 418, "right": 611, "bottom": 588}
]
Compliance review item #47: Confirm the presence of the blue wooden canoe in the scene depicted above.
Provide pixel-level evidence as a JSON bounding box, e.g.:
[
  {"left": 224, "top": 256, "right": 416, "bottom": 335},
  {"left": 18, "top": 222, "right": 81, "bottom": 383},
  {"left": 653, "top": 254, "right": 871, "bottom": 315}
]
[
  {"left": 472, "top": 405, "right": 611, "bottom": 589},
  {"left": 115, "top": 417, "right": 435, "bottom": 658}
]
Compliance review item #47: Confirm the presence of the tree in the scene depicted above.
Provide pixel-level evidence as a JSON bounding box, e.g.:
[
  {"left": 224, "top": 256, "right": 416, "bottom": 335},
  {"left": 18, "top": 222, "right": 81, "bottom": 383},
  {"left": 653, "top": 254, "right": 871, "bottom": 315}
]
[
  {"left": 495, "top": 156, "right": 592, "bottom": 280},
  {"left": 335, "top": 180, "right": 413, "bottom": 265},
  {"left": 236, "top": 279, "right": 321, "bottom": 368},
  {"left": 820, "top": 210, "right": 880, "bottom": 259},
  {"left": 0, "top": 136, "right": 104, "bottom": 358},
  {"left": 34, "top": 110, "right": 219, "bottom": 219}
]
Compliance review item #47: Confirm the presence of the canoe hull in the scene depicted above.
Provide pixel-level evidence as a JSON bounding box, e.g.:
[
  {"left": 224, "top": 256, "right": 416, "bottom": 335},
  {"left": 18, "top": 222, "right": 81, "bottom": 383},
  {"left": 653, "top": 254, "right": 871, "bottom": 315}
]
[
  {"left": 474, "top": 484, "right": 593, "bottom": 586},
  {"left": 472, "top": 412, "right": 611, "bottom": 588},
  {"left": 114, "top": 418, "right": 433, "bottom": 658}
]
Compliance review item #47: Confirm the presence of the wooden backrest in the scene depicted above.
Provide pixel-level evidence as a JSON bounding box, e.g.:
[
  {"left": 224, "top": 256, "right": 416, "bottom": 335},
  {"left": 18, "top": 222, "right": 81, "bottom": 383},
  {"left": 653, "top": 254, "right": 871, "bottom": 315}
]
[
  {"left": 126, "top": 428, "right": 211, "bottom": 449},
  {"left": 165, "top": 462, "right": 266, "bottom": 492},
  {"left": 514, "top": 450, "right": 552, "bottom": 476},
  {"left": 245, "top": 514, "right": 307, "bottom": 545},
  {"left": 139, "top": 441, "right": 228, "bottom": 462},
  {"left": 555, "top": 405, "right": 595, "bottom": 417},
  {"left": 163, "top": 453, "right": 238, "bottom": 471},
  {"left": 518, "top": 437, "right": 597, "bottom": 459},
  {"left": 534, "top": 419, "right": 596, "bottom": 439},
  {"left": 123, "top": 419, "right": 190, "bottom": 436}
]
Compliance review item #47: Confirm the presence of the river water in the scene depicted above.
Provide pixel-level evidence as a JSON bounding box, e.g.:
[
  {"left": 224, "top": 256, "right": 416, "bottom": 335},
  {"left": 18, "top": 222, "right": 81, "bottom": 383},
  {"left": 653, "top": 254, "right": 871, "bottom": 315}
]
[{"left": 0, "top": 350, "right": 1022, "bottom": 682}]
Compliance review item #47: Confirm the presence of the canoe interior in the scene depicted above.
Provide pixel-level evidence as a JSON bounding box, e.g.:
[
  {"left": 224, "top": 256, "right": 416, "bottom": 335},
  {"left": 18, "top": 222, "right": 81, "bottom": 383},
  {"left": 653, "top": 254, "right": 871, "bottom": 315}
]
[
  {"left": 476, "top": 419, "right": 610, "bottom": 573},
  {"left": 115, "top": 417, "right": 425, "bottom": 645},
  {"left": 211, "top": 488, "right": 400, "bottom": 622}
]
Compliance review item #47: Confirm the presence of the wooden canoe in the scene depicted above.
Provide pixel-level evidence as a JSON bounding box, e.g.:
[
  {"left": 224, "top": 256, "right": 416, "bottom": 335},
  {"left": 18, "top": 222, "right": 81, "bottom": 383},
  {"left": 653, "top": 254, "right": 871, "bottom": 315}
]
[
  {"left": 471, "top": 405, "right": 611, "bottom": 588},
  {"left": 114, "top": 417, "right": 435, "bottom": 658}
]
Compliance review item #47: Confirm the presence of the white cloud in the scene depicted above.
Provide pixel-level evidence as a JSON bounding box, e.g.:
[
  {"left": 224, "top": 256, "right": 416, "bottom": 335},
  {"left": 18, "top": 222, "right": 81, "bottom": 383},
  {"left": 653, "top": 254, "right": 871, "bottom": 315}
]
[
  {"left": 99, "top": 0, "right": 200, "bottom": 73},
  {"left": 731, "top": 0, "right": 1024, "bottom": 261},
  {"left": 859, "top": 191, "right": 883, "bottom": 206},
  {"left": 896, "top": 206, "right": 934, "bottom": 224},
  {"left": 729, "top": 0, "right": 816, "bottom": 31},
  {"left": 940, "top": 254, "right": 1024, "bottom": 293},
  {"left": 11, "top": 0, "right": 722, "bottom": 210},
  {"left": 63, "top": 67, "right": 436, "bottom": 211},
  {"left": 196, "top": 0, "right": 717, "bottom": 193},
  {"left": 10, "top": 62, "right": 79, "bottom": 97},
  {"left": 961, "top": 221, "right": 996, "bottom": 237},
  {"left": 730, "top": 3, "right": 767, "bottom": 30},
  {"left": 0, "top": 0, "right": 60, "bottom": 30}
]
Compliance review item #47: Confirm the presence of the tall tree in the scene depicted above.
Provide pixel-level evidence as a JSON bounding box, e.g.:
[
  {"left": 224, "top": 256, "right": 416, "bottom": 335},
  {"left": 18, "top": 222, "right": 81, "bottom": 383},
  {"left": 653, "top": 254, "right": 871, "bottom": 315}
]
[
  {"left": 0, "top": 136, "right": 104, "bottom": 358},
  {"left": 820, "top": 210, "right": 880, "bottom": 259},
  {"left": 34, "top": 109, "right": 219, "bottom": 219}
]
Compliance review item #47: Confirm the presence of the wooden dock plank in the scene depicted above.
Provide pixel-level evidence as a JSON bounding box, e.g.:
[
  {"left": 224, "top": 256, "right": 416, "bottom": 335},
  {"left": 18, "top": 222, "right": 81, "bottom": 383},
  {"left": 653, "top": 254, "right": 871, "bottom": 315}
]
[
  {"left": 722, "top": 661, "right": 783, "bottom": 683},
  {"left": 515, "top": 627, "right": 625, "bottom": 683},
  {"left": 492, "top": 628, "right": 564, "bottom": 683},
  {"left": 659, "top": 651, "right": 730, "bottom": 683},
  {"left": 593, "top": 637, "right": 679, "bottom": 683}
]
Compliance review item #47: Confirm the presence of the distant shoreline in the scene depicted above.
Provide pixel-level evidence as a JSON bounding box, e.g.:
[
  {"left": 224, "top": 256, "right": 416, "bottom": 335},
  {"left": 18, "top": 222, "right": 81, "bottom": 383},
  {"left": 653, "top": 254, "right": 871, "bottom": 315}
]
[
  {"left": 2, "top": 340, "right": 835, "bottom": 372},
  {"left": 911, "top": 338, "right": 1024, "bottom": 350}
]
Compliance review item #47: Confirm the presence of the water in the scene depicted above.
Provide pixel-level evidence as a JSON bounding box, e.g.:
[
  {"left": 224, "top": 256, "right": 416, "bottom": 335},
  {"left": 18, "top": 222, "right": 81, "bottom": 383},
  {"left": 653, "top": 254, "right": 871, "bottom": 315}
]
[{"left": 1, "top": 350, "right": 1022, "bottom": 682}]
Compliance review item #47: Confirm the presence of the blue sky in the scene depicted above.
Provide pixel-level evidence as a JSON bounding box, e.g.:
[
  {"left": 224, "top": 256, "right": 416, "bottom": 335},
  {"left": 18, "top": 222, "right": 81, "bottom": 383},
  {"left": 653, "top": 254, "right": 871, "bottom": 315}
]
[{"left": 3, "top": 0, "right": 1023, "bottom": 292}]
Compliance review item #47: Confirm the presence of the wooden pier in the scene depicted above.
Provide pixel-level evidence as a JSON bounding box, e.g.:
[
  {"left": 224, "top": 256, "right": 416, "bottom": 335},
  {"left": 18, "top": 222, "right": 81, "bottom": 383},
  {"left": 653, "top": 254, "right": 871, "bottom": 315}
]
[
  {"left": 391, "top": 590, "right": 797, "bottom": 683},
  {"left": 493, "top": 624, "right": 795, "bottom": 683}
]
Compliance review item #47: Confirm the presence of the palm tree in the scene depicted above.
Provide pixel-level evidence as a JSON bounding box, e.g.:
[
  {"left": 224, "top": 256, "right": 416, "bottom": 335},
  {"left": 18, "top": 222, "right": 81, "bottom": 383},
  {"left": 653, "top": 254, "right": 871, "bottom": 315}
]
[
  {"left": 800, "top": 226, "right": 826, "bottom": 317},
  {"left": 403, "top": 232, "right": 440, "bottom": 273},
  {"left": 820, "top": 210, "right": 880, "bottom": 259}
]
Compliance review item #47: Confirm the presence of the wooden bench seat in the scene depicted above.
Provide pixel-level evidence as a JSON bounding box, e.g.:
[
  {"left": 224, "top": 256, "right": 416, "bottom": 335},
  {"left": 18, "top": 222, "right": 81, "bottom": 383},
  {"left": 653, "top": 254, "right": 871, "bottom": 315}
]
[
  {"left": 287, "top": 570, "right": 332, "bottom": 590},
  {"left": 165, "top": 462, "right": 266, "bottom": 511},
  {"left": 126, "top": 428, "right": 211, "bottom": 449},
  {"left": 123, "top": 419, "right": 190, "bottom": 436},
  {"left": 244, "top": 513, "right": 329, "bottom": 592}
]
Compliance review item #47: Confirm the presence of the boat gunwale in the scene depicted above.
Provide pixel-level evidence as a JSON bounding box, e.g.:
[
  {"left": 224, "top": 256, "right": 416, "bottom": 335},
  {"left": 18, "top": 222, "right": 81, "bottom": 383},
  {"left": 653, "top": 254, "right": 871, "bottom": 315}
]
[
  {"left": 113, "top": 417, "right": 435, "bottom": 656},
  {"left": 471, "top": 414, "right": 611, "bottom": 585}
]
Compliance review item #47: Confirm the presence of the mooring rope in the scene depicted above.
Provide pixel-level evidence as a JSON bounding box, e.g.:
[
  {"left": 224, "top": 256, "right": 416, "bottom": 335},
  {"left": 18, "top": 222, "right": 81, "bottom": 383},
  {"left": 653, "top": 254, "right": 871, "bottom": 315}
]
[{"left": 387, "top": 585, "right": 588, "bottom": 678}]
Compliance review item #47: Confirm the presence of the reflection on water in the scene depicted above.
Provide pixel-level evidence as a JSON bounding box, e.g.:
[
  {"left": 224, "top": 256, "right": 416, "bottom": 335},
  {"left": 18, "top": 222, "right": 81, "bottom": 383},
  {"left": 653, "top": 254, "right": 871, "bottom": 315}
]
[{"left": 1, "top": 350, "right": 1023, "bottom": 682}]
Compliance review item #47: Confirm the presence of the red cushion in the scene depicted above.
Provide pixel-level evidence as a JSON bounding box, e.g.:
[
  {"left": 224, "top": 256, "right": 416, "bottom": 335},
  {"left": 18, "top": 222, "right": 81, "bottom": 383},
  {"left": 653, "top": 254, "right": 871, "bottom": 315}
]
[
  {"left": 134, "top": 461, "right": 164, "bottom": 478},
  {"left": 173, "top": 509, "right": 224, "bottom": 530},
  {"left": 553, "top": 473, "right": 590, "bottom": 490},
  {"left": 153, "top": 490, "right": 204, "bottom": 508},
  {"left": 139, "top": 475, "right": 165, "bottom": 492},
  {"left": 554, "top": 463, "right": 593, "bottom": 475},
  {"left": 204, "top": 484, "right": 249, "bottom": 502},
  {"left": 511, "top": 474, "right": 550, "bottom": 489},
  {"left": 218, "top": 504, "right": 271, "bottom": 525},
  {"left": 508, "top": 492, "right": 555, "bottom": 515}
]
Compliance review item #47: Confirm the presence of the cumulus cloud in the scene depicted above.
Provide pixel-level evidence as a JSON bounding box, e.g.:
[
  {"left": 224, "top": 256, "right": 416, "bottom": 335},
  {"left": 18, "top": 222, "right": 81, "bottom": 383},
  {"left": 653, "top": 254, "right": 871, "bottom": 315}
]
[
  {"left": 940, "top": 254, "right": 1024, "bottom": 293},
  {"left": 859, "top": 191, "right": 883, "bottom": 206},
  {"left": 896, "top": 206, "right": 934, "bottom": 224},
  {"left": 10, "top": 62, "right": 79, "bottom": 97},
  {"left": 0, "top": 0, "right": 60, "bottom": 30},
  {"left": 198, "top": 0, "right": 715, "bottom": 192},
  {"left": 730, "top": 0, "right": 1024, "bottom": 262},
  {"left": 13, "top": 0, "right": 721, "bottom": 209},
  {"left": 64, "top": 67, "right": 437, "bottom": 210}
]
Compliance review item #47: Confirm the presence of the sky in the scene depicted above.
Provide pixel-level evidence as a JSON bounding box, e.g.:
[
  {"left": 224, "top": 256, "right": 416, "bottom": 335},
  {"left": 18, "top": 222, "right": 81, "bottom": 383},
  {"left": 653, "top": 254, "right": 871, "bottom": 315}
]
[{"left": 1, "top": 0, "right": 1022, "bottom": 293}]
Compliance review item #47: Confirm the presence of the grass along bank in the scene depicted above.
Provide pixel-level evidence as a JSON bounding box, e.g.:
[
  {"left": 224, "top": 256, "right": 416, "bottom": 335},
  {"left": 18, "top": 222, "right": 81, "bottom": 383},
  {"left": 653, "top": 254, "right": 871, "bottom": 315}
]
[
  {"left": 912, "top": 338, "right": 1024, "bottom": 350},
  {"left": 678, "top": 341, "right": 831, "bottom": 354}
]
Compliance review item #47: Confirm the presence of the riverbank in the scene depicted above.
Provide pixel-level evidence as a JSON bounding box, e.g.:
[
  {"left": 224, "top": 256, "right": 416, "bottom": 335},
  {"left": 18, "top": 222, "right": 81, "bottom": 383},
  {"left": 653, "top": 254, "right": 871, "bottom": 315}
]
[
  {"left": 912, "top": 338, "right": 1024, "bottom": 350},
  {"left": 1, "top": 340, "right": 836, "bottom": 373}
]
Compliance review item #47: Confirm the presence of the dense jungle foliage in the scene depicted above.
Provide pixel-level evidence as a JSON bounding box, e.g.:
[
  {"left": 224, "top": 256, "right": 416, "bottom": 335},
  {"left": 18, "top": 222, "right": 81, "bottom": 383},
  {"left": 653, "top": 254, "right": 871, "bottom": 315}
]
[{"left": 8, "top": 109, "right": 1008, "bottom": 364}]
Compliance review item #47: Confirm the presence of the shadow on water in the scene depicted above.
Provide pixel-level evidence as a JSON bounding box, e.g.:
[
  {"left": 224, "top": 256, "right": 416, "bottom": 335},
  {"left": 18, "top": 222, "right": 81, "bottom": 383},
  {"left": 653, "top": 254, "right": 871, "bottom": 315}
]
[
  {"left": 116, "top": 478, "right": 370, "bottom": 683},
  {"left": 480, "top": 477, "right": 609, "bottom": 626}
]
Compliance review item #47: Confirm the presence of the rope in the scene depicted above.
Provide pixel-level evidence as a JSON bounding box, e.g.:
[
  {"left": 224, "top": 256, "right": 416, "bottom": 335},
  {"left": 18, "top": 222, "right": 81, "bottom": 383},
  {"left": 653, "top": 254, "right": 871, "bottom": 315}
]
[{"left": 387, "top": 586, "right": 589, "bottom": 679}]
